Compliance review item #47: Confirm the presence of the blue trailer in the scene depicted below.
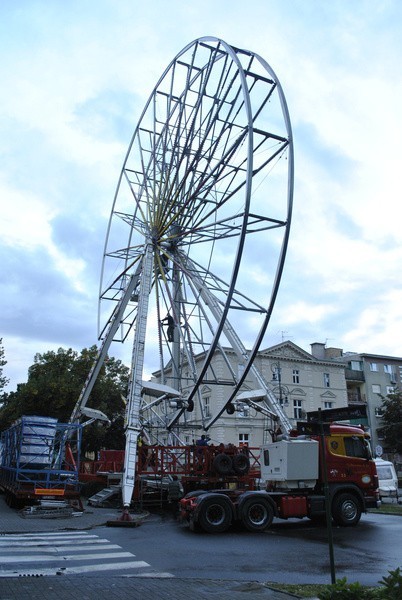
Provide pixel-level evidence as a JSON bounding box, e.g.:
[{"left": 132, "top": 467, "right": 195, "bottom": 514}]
[{"left": 0, "top": 415, "right": 83, "bottom": 509}]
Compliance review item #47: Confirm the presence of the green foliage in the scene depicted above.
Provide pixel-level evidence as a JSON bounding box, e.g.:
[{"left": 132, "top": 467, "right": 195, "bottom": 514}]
[
  {"left": 317, "top": 577, "right": 377, "bottom": 599},
  {"left": 0, "top": 346, "right": 129, "bottom": 455},
  {"left": 316, "top": 568, "right": 402, "bottom": 600},
  {"left": 378, "top": 390, "right": 402, "bottom": 454},
  {"left": 378, "top": 567, "right": 402, "bottom": 599},
  {"left": 0, "top": 338, "right": 9, "bottom": 393}
]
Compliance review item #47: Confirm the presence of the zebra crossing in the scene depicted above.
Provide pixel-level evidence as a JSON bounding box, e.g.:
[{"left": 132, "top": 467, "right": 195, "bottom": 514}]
[{"left": 0, "top": 531, "right": 173, "bottom": 578}]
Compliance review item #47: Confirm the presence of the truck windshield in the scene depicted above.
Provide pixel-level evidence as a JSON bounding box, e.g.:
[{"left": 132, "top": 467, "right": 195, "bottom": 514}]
[
  {"left": 377, "top": 466, "right": 394, "bottom": 480},
  {"left": 344, "top": 436, "right": 371, "bottom": 459}
]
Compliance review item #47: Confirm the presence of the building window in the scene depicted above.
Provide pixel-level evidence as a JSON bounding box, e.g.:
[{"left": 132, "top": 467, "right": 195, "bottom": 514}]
[
  {"left": 384, "top": 364, "right": 392, "bottom": 374},
  {"left": 386, "top": 386, "right": 395, "bottom": 395},
  {"left": 350, "top": 360, "right": 362, "bottom": 371},
  {"left": 293, "top": 399, "right": 303, "bottom": 419},
  {"left": 203, "top": 397, "right": 210, "bottom": 418},
  {"left": 370, "top": 363, "right": 378, "bottom": 372},
  {"left": 372, "top": 384, "right": 381, "bottom": 394},
  {"left": 324, "top": 401, "right": 333, "bottom": 409},
  {"left": 239, "top": 433, "right": 249, "bottom": 447},
  {"left": 323, "top": 373, "right": 330, "bottom": 388},
  {"left": 292, "top": 369, "right": 300, "bottom": 384},
  {"left": 375, "top": 407, "right": 384, "bottom": 418}
]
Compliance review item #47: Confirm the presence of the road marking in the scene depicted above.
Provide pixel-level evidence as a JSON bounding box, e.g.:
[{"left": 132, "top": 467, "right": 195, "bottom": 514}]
[
  {"left": 0, "top": 531, "right": 174, "bottom": 578},
  {"left": 1, "top": 551, "right": 134, "bottom": 563},
  {"left": 0, "top": 538, "right": 113, "bottom": 547},
  {"left": 0, "top": 561, "right": 150, "bottom": 577},
  {"left": 2, "top": 544, "right": 123, "bottom": 553}
]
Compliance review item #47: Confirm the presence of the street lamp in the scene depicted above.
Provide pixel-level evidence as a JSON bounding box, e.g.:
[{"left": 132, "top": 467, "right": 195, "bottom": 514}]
[{"left": 271, "top": 360, "right": 289, "bottom": 407}]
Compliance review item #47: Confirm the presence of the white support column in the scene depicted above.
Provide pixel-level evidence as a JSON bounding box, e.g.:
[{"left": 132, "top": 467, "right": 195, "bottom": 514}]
[{"left": 121, "top": 242, "right": 154, "bottom": 507}]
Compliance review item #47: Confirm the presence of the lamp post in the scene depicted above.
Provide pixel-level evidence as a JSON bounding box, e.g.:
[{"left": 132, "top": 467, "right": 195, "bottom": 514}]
[{"left": 271, "top": 360, "right": 289, "bottom": 407}]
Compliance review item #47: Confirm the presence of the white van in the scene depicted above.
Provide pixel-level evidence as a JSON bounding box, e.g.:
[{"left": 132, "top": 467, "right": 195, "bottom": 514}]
[{"left": 375, "top": 458, "right": 400, "bottom": 503}]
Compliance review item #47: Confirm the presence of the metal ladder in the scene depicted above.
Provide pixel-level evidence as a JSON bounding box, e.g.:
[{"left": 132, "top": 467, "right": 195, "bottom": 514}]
[{"left": 87, "top": 486, "right": 121, "bottom": 508}]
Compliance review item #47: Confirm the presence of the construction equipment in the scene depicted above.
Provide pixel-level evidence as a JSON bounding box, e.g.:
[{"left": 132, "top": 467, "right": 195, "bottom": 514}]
[{"left": 0, "top": 415, "right": 82, "bottom": 510}]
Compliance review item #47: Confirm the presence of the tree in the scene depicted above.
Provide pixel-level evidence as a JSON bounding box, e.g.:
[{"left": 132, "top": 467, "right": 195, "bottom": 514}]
[
  {"left": 0, "top": 346, "right": 129, "bottom": 455},
  {"left": 0, "top": 338, "right": 9, "bottom": 394},
  {"left": 378, "top": 389, "right": 402, "bottom": 454}
]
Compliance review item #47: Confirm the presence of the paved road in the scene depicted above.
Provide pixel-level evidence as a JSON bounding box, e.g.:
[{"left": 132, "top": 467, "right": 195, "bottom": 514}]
[
  {"left": 0, "top": 529, "right": 174, "bottom": 578},
  {"left": 104, "top": 509, "right": 402, "bottom": 587},
  {"left": 0, "top": 498, "right": 299, "bottom": 599},
  {"left": 1, "top": 497, "right": 401, "bottom": 598}
]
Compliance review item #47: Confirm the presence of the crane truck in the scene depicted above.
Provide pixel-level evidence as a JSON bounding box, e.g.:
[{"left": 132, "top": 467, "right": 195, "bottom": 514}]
[{"left": 179, "top": 408, "right": 380, "bottom": 533}]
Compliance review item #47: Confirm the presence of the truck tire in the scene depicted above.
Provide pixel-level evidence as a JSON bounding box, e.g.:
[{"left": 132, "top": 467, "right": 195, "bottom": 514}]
[
  {"left": 241, "top": 497, "right": 274, "bottom": 532},
  {"left": 197, "top": 496, "right": 232, "bottom": 533},
  {"left": 332, "top": 493, "right": 361, "bottom": 527},
  {"left": 232, "top": 453, "right": 250, "bottom": 476},
  {"left": 212, "top": 453, "right": 232, "bottom": 476}
]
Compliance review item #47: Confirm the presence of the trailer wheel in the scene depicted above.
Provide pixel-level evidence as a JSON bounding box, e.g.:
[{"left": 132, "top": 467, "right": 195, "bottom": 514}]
[
  {"left": 197, "top": 496, "right": 232, "bottom": 533},
  {"left": 232, "top": 453, "right": 250, "bottom": 475},
  {"left": 212, "top": 453, "right": 233, "bottom": 476},
  {"left": 332, "top": 493, "right": 361, "bottom": 527},
  {"left": 5, "top": 492, "right": 15, "bottom": 508},
  {"left": 241, "top": 497, "right": 274, "bottom": 532}
]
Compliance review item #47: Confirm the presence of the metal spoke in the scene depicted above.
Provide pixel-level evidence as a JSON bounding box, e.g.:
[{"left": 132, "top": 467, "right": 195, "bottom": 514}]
[{"left": 98, "top": 37, "right": 293, "bottom": 464}]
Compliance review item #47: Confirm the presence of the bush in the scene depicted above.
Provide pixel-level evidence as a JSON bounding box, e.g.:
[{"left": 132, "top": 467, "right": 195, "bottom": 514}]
[
  {"left": 378, "top": 567, "right": 402, "bottom": 599},
  {"left": 317, "top": 578, "right": 378, "bottom": 599},
  {"left": 317, "top": 568, "right": 402, "bottom": 600}
]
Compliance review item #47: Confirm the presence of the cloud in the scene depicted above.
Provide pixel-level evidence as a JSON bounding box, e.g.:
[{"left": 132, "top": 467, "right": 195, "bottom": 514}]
[{"left": 1, "top": 0, "right": 402, "bottom": 394}]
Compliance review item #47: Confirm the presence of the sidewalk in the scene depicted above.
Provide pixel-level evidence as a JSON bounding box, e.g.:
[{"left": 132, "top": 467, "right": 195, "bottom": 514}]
[
  {"left": 0, "top": 498, "right": 304, "bottom": 600},
  {"left": 1, "top": 575, "right": 301, "bottom": 600}
]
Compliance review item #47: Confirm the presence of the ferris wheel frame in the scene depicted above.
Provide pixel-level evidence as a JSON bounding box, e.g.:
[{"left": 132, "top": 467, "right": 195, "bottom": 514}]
[{"left": 98, "top": 36, "right": 294, "bottom": 444}]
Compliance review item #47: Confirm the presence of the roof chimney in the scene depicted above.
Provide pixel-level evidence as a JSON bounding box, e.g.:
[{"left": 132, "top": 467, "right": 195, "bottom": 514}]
[
  {"left": 325, "top": 347, "right": 343, "bottom": 359},
  {"left": 311, "top": 342, "right": 326, "bottom": 359}
]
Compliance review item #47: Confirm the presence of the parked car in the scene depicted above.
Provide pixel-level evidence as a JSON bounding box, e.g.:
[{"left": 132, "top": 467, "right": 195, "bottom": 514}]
[{"left": 375, "top": 458, "right": 400, "bottom": 503}]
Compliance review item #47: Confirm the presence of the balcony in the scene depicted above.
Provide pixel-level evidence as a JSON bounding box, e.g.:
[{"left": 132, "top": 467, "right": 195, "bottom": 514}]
[
  {"left": 347, "top": 391, "right": 366, "bottom": 404},
  {"left": 345, "top": 368, "right": 365, "bottom": 382}
]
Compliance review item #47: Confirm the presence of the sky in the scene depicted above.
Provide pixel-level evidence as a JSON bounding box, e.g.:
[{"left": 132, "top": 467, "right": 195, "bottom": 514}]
[{"left": 1, "top": 0, "right": 402, "bottom": 392}]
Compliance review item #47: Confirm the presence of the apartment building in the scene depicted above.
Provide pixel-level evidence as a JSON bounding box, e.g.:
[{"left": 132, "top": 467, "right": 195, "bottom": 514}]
[
  {"left": 151, "top": 340, "right": 348, "bottom": 447},
  {"left": 311, "top": 343, "right": 402, "bottom": 454}
]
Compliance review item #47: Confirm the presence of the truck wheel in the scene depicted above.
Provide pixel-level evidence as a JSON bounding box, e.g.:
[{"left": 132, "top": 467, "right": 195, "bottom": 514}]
[
  {"left": 212, "top": 453, "right": 233, "bottom": 476},
  {"left": 241, "top": 497, "right": 274, "bottom": 532},
  {"left": 332, "top": 493, "right": 361, "bottom": 526},
  {"left": 197, "top": 496, "right": 232, "bottom": 533},
  {"left": 232, "top": 453, "right": 250, "bottom": 475}
]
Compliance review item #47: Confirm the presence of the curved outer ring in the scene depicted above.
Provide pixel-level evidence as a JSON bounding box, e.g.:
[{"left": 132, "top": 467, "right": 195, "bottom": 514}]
[{"left": 99, "top": 38, "right": 294, "bottom": 430}]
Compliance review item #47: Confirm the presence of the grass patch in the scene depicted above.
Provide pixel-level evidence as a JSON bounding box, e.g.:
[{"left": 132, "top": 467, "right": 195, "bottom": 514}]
[
  {"left": 369, "top": 503, "right": 402, "bottom": 516},
  {"left": 267, "top": 582, "right": 326, "bottom": 597},
  {"left": 267, "top": 582, "right": 380, "bottom": 598}
]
